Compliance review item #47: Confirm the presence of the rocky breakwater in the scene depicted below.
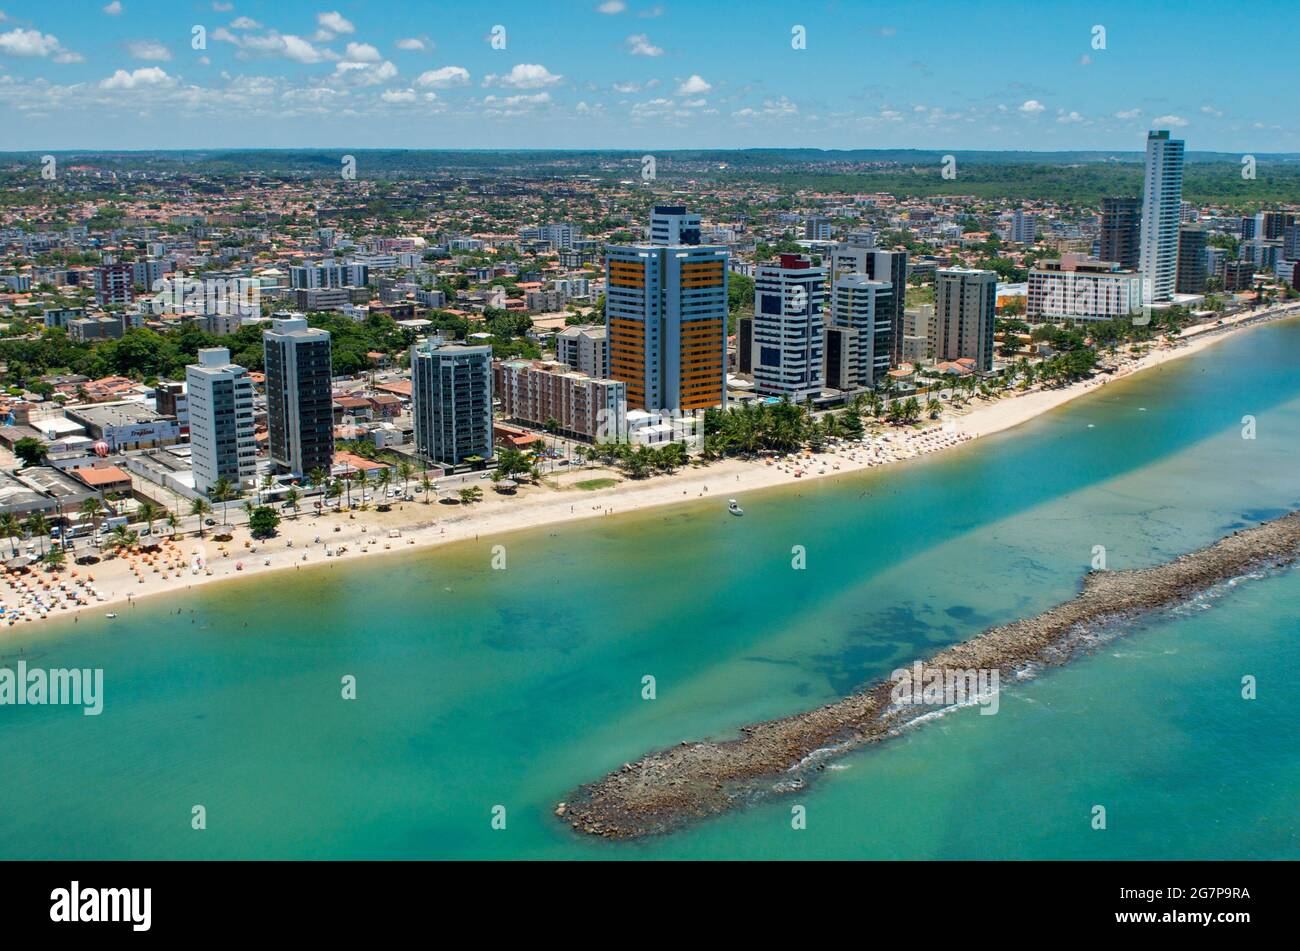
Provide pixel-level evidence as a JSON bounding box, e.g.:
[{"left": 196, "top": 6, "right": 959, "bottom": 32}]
[{"left": 558, "top": 512, "right": 1300, "bottom": 839}]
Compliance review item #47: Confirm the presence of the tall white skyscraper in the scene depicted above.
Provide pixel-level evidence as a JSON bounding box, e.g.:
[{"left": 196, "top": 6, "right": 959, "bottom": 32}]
[
  {"left": 1138, "top": 130, "right": 1185, "bottom": 304},
  {"left": 186, "top": 347, "right": 255, "bottom": 495},
  {"left": 828, "top": 274, "right": 893, "bottom": 387},
  {"left": 933, "top": 268, "right": 998, "bottom": 371},
  {"left": 752, "top": 254, "right": 825, "bottom": 401},
  {"left": 649, "top": 205, "right": 702, "bottom": 246}
]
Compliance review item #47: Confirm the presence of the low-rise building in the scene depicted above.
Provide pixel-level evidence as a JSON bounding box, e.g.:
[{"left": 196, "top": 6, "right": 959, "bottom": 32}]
[
  {"left": 64, "top": 401, "right": 181, "bottom": 452},
  {"left": 1027, "top": 254, "right": 1144, "bottom": 322},
  {"left": 495, "top": 359, "right": 627, "bottom": 443}
]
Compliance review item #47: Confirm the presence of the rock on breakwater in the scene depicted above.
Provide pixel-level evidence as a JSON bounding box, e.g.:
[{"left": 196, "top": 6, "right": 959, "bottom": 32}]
[{"left": 560, "top": 511, "right": 1300, "bottom": 839}]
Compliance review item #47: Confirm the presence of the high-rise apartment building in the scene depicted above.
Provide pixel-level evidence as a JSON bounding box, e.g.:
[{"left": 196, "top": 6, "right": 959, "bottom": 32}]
[
  {"left": 1223, "top": 261, "right": 1255, "bottom": 292},
  {"left": 1099, "top": 197, "right": 1141, "bottom": 271},
  {"left": 1011, "top": 209, "right": 1037, "bottom": 244},
  {"left": 411, "top": 338, "right": 493, "bottom": 466},
  {"left": 825, "top": 236, "right": 906, "bottom": 367},
  {"left": 1175, "top": 227, "right": 1209, "bottom": 294},
  {"left": 804, "top": 216, "right": 832, "bottom": 241},
  {"left": 1138, "top": 130, "right": 1185, "bottom": 303},
  {"left": 649, "top": 206, "right": 701, "bottom": 246},
  {"left": 752, "top": 254, "right": 826, "bottom": 401},
  {"left": 263, "top": 316, "right": 335, "bottom": 479},
  {"left": 828, "top": 273, "right": 893, "bottom": 387},
  {"left": 1282, "top": 224, "right": 1300, "bottom": 263},
  {"left": 933, "top": 268, "right": 997, "bottom": 371},
  {"left": 605, "top": 216, "right": 728, "bottom": 412},
  {"left": 289, "top": 262, "right": 369, "bottom": 289},
  {"left": 93, "top": 263, "right": 134, "bottom": 306},
  {"left": 735, "top": 316, "right": 754, "bottom": 373},
  {"left": 822, "top": 325, "right": 860, "bottom": 391},
  {"left": 1260, "top": 211, "right": 1295, "bottom": 241},
  {"left": 186, "top": 347, "right": 255, "bottom": 495},
  {"left": 554, "top": 325, "right": 607, "bottom": 378}
]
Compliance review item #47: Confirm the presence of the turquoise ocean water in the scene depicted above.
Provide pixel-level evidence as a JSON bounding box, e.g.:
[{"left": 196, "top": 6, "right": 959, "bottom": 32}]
[{"left": 2, "top": 320, "right": 1299, "bottom": 859}]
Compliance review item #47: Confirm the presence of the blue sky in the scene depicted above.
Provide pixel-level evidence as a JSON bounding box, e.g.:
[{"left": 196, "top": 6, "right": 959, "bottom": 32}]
[{"left": 0, "top": 0, "right": 1295, "bottom": 152}]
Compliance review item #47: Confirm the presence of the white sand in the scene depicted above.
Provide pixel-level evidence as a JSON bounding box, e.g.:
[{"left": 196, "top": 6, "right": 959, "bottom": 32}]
[{"left": 7, "top": 301, "right": 1299, "bottom": 630}]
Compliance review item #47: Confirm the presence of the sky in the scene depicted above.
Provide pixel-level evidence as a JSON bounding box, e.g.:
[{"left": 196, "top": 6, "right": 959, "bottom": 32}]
[{"left": 0, "top": 0, "right": 1295, "bottom": 153}]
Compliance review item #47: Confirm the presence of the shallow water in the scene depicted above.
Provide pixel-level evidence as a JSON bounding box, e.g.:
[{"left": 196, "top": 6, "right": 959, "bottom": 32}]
[{"left": 2, "top": 320, "right": 1299, "bottom": 859}]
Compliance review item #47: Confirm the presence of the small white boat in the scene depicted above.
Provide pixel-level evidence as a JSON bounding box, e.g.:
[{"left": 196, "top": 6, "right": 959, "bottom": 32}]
[
  {"left": 105, "top": 613, "right": 118, "bottom": 619},
  {"left": 728, "top": 499, "right": 744, "bottom": 517}
]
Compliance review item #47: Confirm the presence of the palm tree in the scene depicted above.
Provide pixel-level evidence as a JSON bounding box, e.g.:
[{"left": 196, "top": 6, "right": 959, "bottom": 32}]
[
  {"left": 43, "top": 546, "right": 66, "bottom": 571},
  {"left": 166, "top": 512, "right": 180, "bottom": 538},
  {"left": 307, "top": 467, "right": 328, "bottom": 496},
  {"left": 355, "top": 468, "right": 369, "bottom": 508},
  {"left": 190, "top": 497, "right": 212, "bottom": 538},
  {"left": 397, "top": 460, "right": 415, "bottom": 497},
  {"left": 211, "top": 475, "right": 235, "bottom": 527},
  {"left": 343, "top": 471, "right": 355, "bottom": 509},
  {"left": 0, "top": 512, "right": 21, "bottom": 557},
  {"left": 375, "top": 467, "right": 392, "bottom": 500},
  {"left": 419, "top": 473, "right": 433, "bottom": 503},
  {"left": 137, "top": 500, "right": 161, "bottom": 537},
  {"left": 79, "top": 495, "right": 102, "bottom": 530},
  {"left": 284, "top": 487, "right": 301, "bottom": 519},
  {"left": 458, "top": 486, "right": 482, "bottom": 504},
  {"left": 23, "top": 513, "right": 49, "bottom": 554}
]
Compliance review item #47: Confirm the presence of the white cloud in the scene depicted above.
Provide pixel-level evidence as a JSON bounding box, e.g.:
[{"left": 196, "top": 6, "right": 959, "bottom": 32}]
[
  {"left": 639, "top": 5, "right": 664, "bottom": 17},
  {"left": 613, "top": 81, "right": 641, "bottom": 93},
  {"left": 1114, "top": 108, "right": 1141, "bottom": 119},
  {"left": 396, "top": 36, "right": 429, "bottom": 51},
  {"left": 281, "top": 35, "right": 329, "bottom": 64},
  {"left": 482, "top": 91, "right": 551, "bottom": 116},
  {"left": 317, "top": 11, "right": 355, "bottom": 35},
  {"left": 625, "top": 34, "right": 663, "bottom": 57},
  {"left": 0, "top": 28, "right": 80, "bottom": 62},
  {"left": 230, "top": 16, "right": 260, "bottom": 30},
  {"left": 334, "top": 58, "right": 397, "bottom": 86},
  {"left": 100, "top": 66, "right": 172, "bottom": 89},
  {"left": 675, "top": 74, "right": 711, "bottom": 96},
  {"left": 343, "top": 42, "right": 381, "bottom": 63},
  {"left": 103, "top": 1, "right": 122, "bottom": 14},
  {"left": 212, "top": 2, "right": 233, "bottom": 11},
  {"left": 1200, "top": 104, "right": 1224, "bottom": 117},
  {"left": 128, "top": 39, "right": 173, "bottom": 62},
  {"left": 416, "top": 65, "right": 469, "bottom": 88},
  {"left": 1018, "top": 99, "right": 1045, "bottom": 115},
  {"left": 597, "top": 1, "right": 626, "bottom": 13},
  {"left": 486, "top": 63, "right": 562, "bottom": 88},
  {"left": 1152, "top": 114, "right": 1188, "bottom": 128},
  {"left": 381, "top": 88, "right": 417, "bottom": 103},
  {"left": 1057, "top": 109, "right": 1084, "bottom": 124},
  {"left": 1079, "top": 53, "right": 1092, "bottom": 66}
]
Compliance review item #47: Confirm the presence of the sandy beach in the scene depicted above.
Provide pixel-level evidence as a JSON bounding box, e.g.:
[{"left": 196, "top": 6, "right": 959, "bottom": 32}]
[{"left": 6, "top": 300, "right": 1300, "bottom": 629}]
